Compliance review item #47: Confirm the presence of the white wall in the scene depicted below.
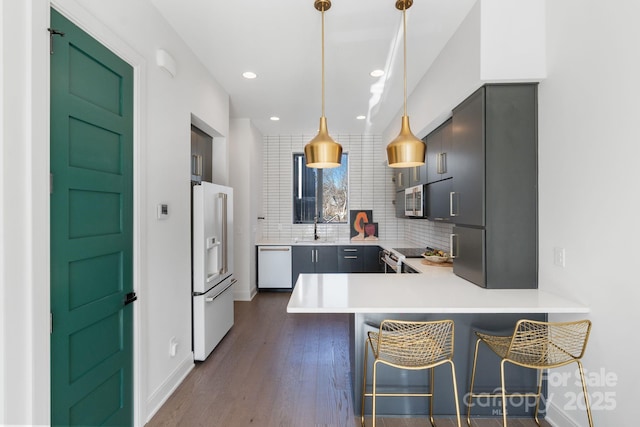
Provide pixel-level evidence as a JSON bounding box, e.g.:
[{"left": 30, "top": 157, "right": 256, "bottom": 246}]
[
  {"left": 1, "top": 0, "right": 230, "bottom": 425},
  {"left": 229, "top": 118, "right": 263, "bottom": 300},
  {"left": 1, "top": 1, "right": 51, "bottom": 424},
  {"left": 539, "top": 1, "right": 640, "bottom": 425},
  {"left": 384, "top": 0, "right": 546, "bottom": 143}
]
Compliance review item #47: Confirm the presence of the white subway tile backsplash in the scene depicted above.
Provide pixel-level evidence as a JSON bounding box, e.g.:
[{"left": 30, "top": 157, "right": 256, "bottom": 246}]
[{"left": 261, "top": 134, "right": 451, "bottom": 247}]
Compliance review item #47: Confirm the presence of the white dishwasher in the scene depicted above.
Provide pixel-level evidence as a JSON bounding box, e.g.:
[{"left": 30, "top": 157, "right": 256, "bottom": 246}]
[{"left": 258, "top": 246, "right": 292, "bottom": 289}]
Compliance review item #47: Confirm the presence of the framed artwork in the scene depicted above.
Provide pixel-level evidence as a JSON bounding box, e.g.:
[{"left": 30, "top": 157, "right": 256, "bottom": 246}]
[
  {"left": 350, "top": 210, "right": 372, "bottom": 240},
  {"left": 364, "top": 222, "right": 378, "bottom": 240}
]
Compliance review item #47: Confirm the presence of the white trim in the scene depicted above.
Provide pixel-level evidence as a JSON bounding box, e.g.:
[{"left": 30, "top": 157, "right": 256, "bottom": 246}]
[
  {"left": 49, "top": 1, "right": 148, "bottom": 425},
  {"left": 144, "top": 353, "right": 195, "bottom": 424},
  {"left": 545, "top": 400, "right": 582, "bottom": 427}
]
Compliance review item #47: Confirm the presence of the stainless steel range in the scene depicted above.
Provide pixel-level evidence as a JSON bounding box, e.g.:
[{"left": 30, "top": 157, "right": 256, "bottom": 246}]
[{"left": 382, "top": 247, "right": 425, "bottom": 273}]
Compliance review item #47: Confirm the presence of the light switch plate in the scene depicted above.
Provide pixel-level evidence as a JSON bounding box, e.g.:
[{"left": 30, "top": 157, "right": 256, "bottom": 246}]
[{"left": 157, "top": 203, "right": 169, "bottom": 219}]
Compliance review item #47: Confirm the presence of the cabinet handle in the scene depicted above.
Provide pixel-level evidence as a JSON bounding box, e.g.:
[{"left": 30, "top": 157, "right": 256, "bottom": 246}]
[
  {"left": 343, "top": 248, "right": 358, "bottom": 252},
  {"left": 344, "top": 256, "right": 358, "bottom": 259},
  {"left": 436, "top": 153, "right": 442, "bottom": 174},
  {"left": 440, "top": 152, "right": 447, "bottom": 174},
  {"left": 413, "top": 166, "right": 419, "bottom": 182},
  {"left": 315, "top": 249, "right": 318, "bottom": 263},
  {"left": 398, "top": 172, "right": 403, "bottom": 187},
  {"left": 450, "top": 233, "right": 458, "bottom": 259},
  {"left": 449, "top": 191, "right": 458, "bottom": 217},
  {"left": 259, "top": 247, "right": 290, "bottom": 252}
]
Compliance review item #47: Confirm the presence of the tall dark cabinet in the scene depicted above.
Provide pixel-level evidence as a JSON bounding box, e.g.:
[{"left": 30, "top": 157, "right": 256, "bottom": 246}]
[
  {"left": 450, "top": 84, "right": 538, "bottom": 289},
  {"left": 190, "top": 125, "right": 212, "bottom": 183}
]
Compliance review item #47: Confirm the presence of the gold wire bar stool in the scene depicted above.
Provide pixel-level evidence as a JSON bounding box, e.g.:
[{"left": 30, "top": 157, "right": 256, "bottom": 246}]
[
  {"left": 361, "top": 319, "right": 462, "bottom": 427},
  {"left": 466, "top": 319, "right": 593, "bottom": 427}
]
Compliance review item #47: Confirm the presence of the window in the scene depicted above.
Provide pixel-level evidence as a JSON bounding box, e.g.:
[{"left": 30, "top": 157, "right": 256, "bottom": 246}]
[{"left": 293, "top": 153, "right": 348, "bottom": 224}]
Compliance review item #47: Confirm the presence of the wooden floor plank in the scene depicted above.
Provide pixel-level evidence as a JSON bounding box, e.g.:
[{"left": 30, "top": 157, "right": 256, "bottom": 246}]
[{"left": 146, "top": 293, "right": 553, "bottom": 427}]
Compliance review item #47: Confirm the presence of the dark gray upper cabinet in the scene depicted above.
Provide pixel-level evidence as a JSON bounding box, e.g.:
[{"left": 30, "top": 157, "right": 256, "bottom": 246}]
[
  {"left": 426, "top": 119, "right": 453, "bottom": 184},
  {"left": 450, "top": 84, "right": 538, "bottom": 289},
  {"left": 425, "top": 177, "right": 453, "bottom": 222},
  {"left": 451, "top": 92, "right": 485, "bottom": 227},
  {"left": 392, "top": 167, "right": 408, "bottom": 191},
  {"left": 394, "top": 190, "right": 405, "bottom": 218},
  {"left": 190, "top": 125, "right": 212, "bottom": 183},
  {"left": 408, "top": 163, "right": 427, "bottom": 187}
]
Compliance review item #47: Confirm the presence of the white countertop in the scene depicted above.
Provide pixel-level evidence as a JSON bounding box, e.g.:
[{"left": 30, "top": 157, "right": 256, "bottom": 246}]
[{"left": 286, "top": 269, "right": 589, "bottom": 314}]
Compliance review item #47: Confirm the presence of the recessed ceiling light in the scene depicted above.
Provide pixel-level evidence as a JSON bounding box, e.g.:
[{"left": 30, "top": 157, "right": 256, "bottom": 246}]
[
  {"left": 270, "top": 116, "right": 280, "bottom": 121},
  {"left": 356, "top": 115, "right": 366, "bottom": 120},
  {"left": 370, "top": 69, "right": 385, "bottom": 78},
  {"left": 242, "top": 71, "right": 257, "bottom": 79}
]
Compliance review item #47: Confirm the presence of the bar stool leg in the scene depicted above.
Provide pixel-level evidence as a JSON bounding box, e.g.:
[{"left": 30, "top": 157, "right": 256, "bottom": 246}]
[
  {"left": 429, "top": 367, "right": 435, "bottom": 427},
  {"left": 533, "top": 369, "right": 544, "bottom": 427},
  {"left": 500, "top": 360, "right": 508, "bottom": 427},
  {"left": 466, "top": 338, "right": 481, "bottom": 427},
  {"left": 372, "top": 361, "right": 379, "bottom": 427},
  {"left": 361, "top": 339, "right": 369, "bottom": 427},
  {"left": 449, "top": 360, "right": 462, "bottom": 427},
  {"left": 576, "top": 361, "right": 594, "bottom": 427}
]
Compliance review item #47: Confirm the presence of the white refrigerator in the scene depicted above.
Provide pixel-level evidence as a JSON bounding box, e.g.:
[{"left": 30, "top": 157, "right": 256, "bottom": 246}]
[{"left": 192, "top": 182, "right": 235, "bottom": 361}]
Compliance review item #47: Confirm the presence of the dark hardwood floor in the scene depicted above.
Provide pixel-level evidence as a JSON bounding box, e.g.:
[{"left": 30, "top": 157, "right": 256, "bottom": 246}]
[{"left": 146, "top": 292, "right": 552, "bottom": 427}]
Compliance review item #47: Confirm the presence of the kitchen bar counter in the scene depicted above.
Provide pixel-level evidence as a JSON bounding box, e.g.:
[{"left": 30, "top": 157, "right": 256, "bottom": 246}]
[
  {"left": 286, "top": 270, "right": 589, "bottom": 418},
  {"left": 287, "top": 271, "right": 589, "bottom": 314}
]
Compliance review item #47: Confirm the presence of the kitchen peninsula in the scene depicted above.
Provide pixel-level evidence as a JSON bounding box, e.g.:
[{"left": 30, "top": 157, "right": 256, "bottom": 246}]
[{"left": 287, "top": 269, "right": 589, "bottom": 417}]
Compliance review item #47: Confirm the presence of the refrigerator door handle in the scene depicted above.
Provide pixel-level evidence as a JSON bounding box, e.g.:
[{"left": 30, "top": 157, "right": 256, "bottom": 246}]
[{"left": 219, "top": 192, "right": 228, "bottom": 275}]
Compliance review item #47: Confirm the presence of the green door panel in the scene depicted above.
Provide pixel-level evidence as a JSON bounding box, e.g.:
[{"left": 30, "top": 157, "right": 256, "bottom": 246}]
[{"left": 50, "top": 8, "right": 134, "bottom": 426}]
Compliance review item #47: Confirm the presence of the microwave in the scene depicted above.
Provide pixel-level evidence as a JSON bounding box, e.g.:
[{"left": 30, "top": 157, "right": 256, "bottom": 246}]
[{"left": 404, "top": 184, "right": 425, "bottom": 217}]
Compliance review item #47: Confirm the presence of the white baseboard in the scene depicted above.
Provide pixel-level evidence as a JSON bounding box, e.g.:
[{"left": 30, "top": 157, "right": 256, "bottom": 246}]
[
  {"left": 144, "top": 353, "right": 194, "bottom": 423},
  {"left": 234, "top": 287, "right": 257, "bottom": 301},
  {"left": 545, "top": 400, "right": 581, "bottom": 427}
]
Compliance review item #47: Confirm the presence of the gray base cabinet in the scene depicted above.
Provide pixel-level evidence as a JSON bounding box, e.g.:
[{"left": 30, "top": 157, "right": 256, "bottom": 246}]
[
  {"left": 451, "top": 84, "right": 538, "bottom": 289},
  {"left": 291, "top": 246, "right": 338, "bottom": 285}
]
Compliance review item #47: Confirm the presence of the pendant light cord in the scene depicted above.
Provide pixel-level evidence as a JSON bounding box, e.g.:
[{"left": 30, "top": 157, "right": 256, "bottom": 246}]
[
  {"left": 402, "top": 6, "right": 407, "bottom": 117},
  {"left": 321, "top": 9, "right": 326, "bottom": 118}
]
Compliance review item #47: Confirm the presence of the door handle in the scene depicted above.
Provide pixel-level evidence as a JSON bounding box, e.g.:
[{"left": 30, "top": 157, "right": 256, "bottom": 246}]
[
  {"left": 450, "top": 234, "right": 458, "bottom": 259},
  {"left": 124, "top": 292, "right": 137, "bottom": 306}
]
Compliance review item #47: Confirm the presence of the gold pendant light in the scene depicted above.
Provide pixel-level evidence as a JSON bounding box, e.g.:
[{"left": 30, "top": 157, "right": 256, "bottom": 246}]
[
  {"left": 386, "top": 0, "right": 426, "bottom": 168},
  {"left": 304, "top": 0, "right": 343, "bottom": 169}
]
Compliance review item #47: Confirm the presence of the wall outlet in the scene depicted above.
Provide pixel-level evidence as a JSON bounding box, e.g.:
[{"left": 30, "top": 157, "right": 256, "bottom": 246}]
[{"left": 553, "top": 247, "right": 566, "bottom": 267}]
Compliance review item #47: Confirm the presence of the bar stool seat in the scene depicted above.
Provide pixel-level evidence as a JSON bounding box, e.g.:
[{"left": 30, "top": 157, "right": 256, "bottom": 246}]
[
  {"left": 466, "top": 319, "right": 593, "bottom": 427},
  {"left": 361, "top": 319, "right": 461, "bottom": 427}
]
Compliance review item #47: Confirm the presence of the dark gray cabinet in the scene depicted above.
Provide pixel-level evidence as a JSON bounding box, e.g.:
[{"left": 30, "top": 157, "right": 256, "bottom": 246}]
[
  {"left": 337, "top": 246, "right": 364, "bottom": 273},
  {"left": 292, "top": 245, "right": 384, "bottom": 283},
  {"left": 425, "top": 178, "right": 453, "bottom": 221},
  {"left": 394, "top": 190, "right": 405, "bottom": 218},
  {"left": 408, "top": 163, "right": 427, "bottom": 187},
  {"left": 392, "top": 168, "right": 408, "bottom": 191},
  {"left": 363, "top": 246, "right": 384, "bottom": 273},
  {"left": 190, "top": 125, "right": 212, "bottom": 183},
  {"left": 332, "top": 245, "right": 386, "bottom": 273},
  {"left": 450, "top": 84, "right": 538, "bottom": 289},
  {"left": 291, "top": 245, "right": 338, "bottom": 285},
  {"left": 426, "top": 119, "right": 453, "bottom": 184}
]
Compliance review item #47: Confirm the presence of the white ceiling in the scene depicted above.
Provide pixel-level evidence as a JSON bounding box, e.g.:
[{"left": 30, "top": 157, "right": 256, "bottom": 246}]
[{"left": 151, "top": 0, "right": 476, "bottom": 136}]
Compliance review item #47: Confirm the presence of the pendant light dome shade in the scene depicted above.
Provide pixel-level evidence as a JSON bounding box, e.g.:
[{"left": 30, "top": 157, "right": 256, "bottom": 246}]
[
  {"left": 304, "top": 0, "right": 342, "bottom": 169},
  {"left": 305, "top": 117, "right": 343, "bottom": 168},
  {"left": 386, "top": 0, "right": 426, "bottom": 168},
  {"left": 386, "top": 116, "right": 425, "bottom": 168}
]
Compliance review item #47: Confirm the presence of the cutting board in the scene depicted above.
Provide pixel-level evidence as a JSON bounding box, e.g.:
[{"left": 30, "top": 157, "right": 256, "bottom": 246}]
[{"left": 421, "top": 259, "right": 453, "bottom": 267}]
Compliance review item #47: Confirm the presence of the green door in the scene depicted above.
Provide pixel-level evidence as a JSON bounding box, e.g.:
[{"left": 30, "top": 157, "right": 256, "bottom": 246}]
[{"left": 50, "top": 9, "right": 134, "bottom": 426}]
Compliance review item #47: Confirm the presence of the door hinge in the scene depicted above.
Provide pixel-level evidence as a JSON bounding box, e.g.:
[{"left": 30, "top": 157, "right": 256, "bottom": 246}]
[{"left": 47, "top": 27, "right": 65, "bottom": 55}]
